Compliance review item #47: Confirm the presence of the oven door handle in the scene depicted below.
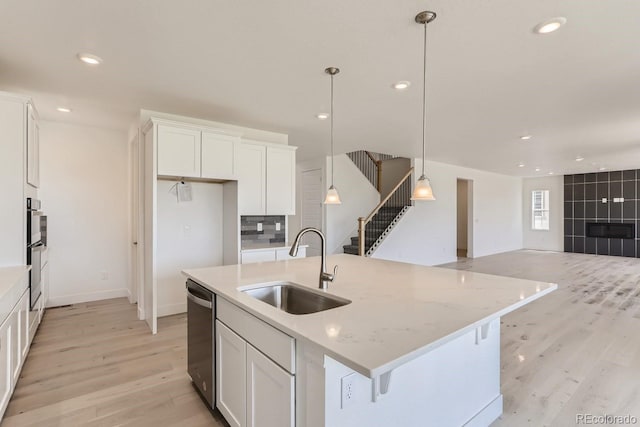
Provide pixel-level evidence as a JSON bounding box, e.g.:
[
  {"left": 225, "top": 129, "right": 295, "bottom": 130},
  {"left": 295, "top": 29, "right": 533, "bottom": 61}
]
[
  {"left": 187, "top": 290, "right": 212, "bottom": 309},
  {"left": 30, "top": 242, "right": 45, "bottom": 250}
]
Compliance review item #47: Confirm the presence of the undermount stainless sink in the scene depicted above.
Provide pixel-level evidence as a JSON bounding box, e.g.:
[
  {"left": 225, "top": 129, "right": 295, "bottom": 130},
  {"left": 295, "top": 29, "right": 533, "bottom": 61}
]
[{"left": 241, "top": 282, "right": 351, "bottom": 315}]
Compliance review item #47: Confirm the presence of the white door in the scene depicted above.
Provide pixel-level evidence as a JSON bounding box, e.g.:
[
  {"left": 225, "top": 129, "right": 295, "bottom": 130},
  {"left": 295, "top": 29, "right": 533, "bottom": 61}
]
[
  {"left": 143, "top": 128, "right": 157, "bottom": 333},
  {"left": 156, "top": 124, "right": 201, "bottom": 178},
  {"left": 237, "top": 143, "right": 266, "bottom": 215},
  {"left": 26, "top": 104, "right": 39, "bottom": 188},
  {"left": 129, "top": 135, "right": 139, "bottom": 304},
  {"left": 246, "top": 344, "right": 294, "bottom": 427},
  {"left": 301, "top": 169, "right": 323, "bottom": 256},
  {"left": 216, "top": 321, "right": 246, "bottom": 427},
  {"left": 266, "top": 147, "right": 295, "bottom": 215}
]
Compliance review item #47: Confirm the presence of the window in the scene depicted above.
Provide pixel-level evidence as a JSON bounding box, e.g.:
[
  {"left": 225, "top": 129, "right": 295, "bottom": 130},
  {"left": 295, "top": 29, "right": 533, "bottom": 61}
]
[{"left": 532, "top": 190, "right": 550, "bottom": 230}]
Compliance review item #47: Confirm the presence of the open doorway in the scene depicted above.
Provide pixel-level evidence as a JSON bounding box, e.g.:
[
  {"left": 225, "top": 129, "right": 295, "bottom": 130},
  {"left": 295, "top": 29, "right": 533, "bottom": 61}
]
[
  {"left": 456, "top": 179, "right": 473, "bottom": 258},
  {"left": 300, "top": 168, "right": 323, "bottom": 257}
]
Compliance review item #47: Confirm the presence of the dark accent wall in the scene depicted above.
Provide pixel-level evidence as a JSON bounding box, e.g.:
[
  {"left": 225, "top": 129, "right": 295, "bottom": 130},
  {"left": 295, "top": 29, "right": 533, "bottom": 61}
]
[
  {"left": 564, "top": 169, "right": 640, "bottom": 257},
  {"left": 241, "top": 215, "right": 286, "bottom": 248}
]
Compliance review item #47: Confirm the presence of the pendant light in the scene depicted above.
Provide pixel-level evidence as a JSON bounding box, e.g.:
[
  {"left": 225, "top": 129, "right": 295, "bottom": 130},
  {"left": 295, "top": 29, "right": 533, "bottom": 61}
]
[
  {"left": 324, "top": 66, "right": 342, "bottom": 204},
  {"left": 411, "top": 11, "right": 436, "bottom": 201}
]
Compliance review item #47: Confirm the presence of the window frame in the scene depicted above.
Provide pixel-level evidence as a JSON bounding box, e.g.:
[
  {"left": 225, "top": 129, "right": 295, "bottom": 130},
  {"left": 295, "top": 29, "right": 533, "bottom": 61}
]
[{"left": 531, "top": 189, "right": 550, "bottom": 231}]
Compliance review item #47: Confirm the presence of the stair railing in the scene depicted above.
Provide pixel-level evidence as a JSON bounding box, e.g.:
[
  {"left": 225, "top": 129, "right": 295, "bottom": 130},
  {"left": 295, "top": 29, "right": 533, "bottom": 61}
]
[
  {"left": 357, "top": 167, "right": 414, "bottom": 256},
  {"left": 346, "top": 151, "right": 380, "bottom": 191}
]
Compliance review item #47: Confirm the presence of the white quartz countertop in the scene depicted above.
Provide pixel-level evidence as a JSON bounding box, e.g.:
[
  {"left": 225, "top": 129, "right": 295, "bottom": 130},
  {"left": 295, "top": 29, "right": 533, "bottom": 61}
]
[
  {"left": 241, "top": 244, "right": 308, "bottom": 252},
  {"left": 183, "top": 255, "right": 556, "bottom": 378}
]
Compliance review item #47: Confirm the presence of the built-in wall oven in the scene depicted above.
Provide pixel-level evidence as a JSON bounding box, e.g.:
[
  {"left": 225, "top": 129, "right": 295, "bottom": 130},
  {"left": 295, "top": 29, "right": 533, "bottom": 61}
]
[{"left": 27, "top": 198, "right": 45, "bottom": 310}]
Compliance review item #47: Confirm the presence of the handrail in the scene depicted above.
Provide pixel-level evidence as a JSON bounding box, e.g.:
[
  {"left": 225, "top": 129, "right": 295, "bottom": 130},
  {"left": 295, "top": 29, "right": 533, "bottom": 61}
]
[{"left": 357, "top": 167, "right": 414, "bottom": 256}]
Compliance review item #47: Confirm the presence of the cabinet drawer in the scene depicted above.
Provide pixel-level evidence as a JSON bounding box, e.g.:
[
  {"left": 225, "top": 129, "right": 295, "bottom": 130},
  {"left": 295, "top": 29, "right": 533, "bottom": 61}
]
[
  {"left": 241, "top": 250, "right": 276, "bottom": 264},
  {"left": 275, "top": 247, "right": 305, "bottom": 261},
  {"left": 217, "top": 297, "right": 295, "bottom": 374}
]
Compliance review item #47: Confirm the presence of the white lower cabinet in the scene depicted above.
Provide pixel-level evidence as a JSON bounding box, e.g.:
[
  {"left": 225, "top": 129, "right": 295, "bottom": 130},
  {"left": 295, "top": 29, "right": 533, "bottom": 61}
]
[
  {"left": 0, "top": 315, "right": 12, "bottom": 418},
  {"left": 216, "top": 302, "right": 295, "bottom": 427},
  {"left": 216, "top": 321, "right": 246, "bottom": 427},
  {"left": 246, "top": 344, "right": 294, "bottom": 427}
]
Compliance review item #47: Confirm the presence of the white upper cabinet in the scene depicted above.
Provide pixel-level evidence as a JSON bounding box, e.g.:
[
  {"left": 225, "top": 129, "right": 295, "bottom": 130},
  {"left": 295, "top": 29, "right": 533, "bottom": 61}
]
[
  {"left": 201, "top": 132, "right": 238, "bottom": 180},
  {"left": 26, "top": 103, "right": 39, "bottom": 188},
  {"left": 237, "top": 142, "right": 267, "bottom": 215},
  {"left": 266, "top": 147, "right": 295, "bottom": 215},
  {"left": 238, "top": 141, "right": 296, "bottom": 216},
  {"left": 157, "top": 124, "right": 201, "bottom": 178}
]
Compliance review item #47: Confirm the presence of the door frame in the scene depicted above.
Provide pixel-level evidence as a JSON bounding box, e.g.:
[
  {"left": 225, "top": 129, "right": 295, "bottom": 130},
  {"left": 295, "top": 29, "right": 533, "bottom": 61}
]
[{"left": 456, "top": 178, "right": 474, "bottom": 258}]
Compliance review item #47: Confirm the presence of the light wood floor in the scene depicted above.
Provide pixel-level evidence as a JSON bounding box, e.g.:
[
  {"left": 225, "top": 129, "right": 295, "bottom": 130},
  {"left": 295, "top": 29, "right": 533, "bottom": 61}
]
[
  {"left": 442, "top": 250, "right": 640, "bottom": 426},
  {"left": 1, "top": 299, "right": 225, "bottom": 427},
  {"left": 3, "top": 250, "right": 639, "bottom": 426}
]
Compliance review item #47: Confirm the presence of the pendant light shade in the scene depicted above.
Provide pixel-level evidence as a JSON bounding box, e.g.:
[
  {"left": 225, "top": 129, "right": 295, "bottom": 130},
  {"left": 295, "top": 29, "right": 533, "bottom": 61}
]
[
  {"left": 411, "top": 10, "right": 437, "bottom": 202},
  {"left": 324, "top": 67, "right": 342, "bottom": 205},
  {"left": 324, "top": 185, "right": 341, "bottom": 204}
]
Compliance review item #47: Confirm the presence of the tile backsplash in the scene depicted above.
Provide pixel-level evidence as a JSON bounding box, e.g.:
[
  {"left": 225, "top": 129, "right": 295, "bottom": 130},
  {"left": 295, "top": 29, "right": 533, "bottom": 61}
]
[{"left": 241, "top": 216, "right": 286, "bottom": 248}]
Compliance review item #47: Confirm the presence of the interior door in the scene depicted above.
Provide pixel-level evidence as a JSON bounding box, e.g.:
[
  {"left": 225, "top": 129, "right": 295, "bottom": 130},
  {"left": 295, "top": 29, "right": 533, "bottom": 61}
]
[
  {"left": 301, "top": 169, "right": 323, "bottom": 256},
  {"left": 143, "top": 127, "right": 157, "bottom": 334},
  {"left": 130, "top": 135, "right": 139, "bottom": 304}
]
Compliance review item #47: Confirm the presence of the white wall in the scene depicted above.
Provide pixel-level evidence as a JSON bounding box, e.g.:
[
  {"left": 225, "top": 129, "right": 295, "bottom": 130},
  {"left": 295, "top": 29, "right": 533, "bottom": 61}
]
[
  {"left": 156, "top": 180, "right": 223, "bottom": 316},
  {"left": 522, "top": 176, "right": 564, "bottom": 251},
  {"left": 373, "top": 159, "right": 523, "bottom": 266},
  {"left": 325, "top": 154, "right": 380, "bottom": 254},
  {"left": 39, "top": 121, "right": 130, "bottom": 306},
  {"left": 290, "top": 154, "right": 380, "bottom": 255}
]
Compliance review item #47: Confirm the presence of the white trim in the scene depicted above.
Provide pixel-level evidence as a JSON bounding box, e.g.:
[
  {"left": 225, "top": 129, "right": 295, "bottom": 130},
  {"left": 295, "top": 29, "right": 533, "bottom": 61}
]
[{"left": 47, "top": 288, "right": 130, "bottom": 307}]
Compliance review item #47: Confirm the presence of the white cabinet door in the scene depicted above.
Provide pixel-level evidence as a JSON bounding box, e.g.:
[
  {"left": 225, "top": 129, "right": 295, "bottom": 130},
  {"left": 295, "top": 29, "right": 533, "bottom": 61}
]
[
  {"left": 241, "top": 250, "right": 276, "bottom": 264},
  {"left": 19, "top": 290, "right": 29, "bottom": 359},
  {"left": 216, "top": 320, "right": 246, "bottom": 427},
  {"left": 275, "top": 247, "right": 305, "bottom": 261},
  {"left": 237, "top": 143, "right": 266, "bottom": 215},
  {"left": 26, "top": 104, "right": 39, "bottom": 188},
  {"left": 10, "top": 292, "right": 28, "bottom": 383},
  {"left": 201, "top": 132, "right": 238, "bottom": 180},
  {"left": 0, "top": 317, "right": 12, "bottom": 419},
  {"left": 246, "top": 344, "right": 294, "bottom": 427},
  {"left": 157, "top": 125, "right": 201, "bottom": 178},
  {"left": 266, "top": 147, "right": 295, "bottom": 215}
]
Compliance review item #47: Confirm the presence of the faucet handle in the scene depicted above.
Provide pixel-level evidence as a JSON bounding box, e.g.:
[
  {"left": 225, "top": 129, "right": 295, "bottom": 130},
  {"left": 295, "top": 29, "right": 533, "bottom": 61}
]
[{"left": 332, "top": 265, "right": 338, "bottom": 280}]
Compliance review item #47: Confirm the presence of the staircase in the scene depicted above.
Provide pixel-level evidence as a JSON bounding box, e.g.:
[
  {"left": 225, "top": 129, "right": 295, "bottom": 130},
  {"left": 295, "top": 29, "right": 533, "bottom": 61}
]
[
  {"left": 343, "top": 206, "right": 410, "bottom": 255},
  {"left": 342, "top": 164, "right": 414, "bottom": 257}
]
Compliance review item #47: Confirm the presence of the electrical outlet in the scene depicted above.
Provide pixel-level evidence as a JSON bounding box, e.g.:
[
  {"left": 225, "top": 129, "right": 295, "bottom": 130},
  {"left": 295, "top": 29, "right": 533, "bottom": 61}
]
[
  {"left": 276, "top": 222, "right": 281, "bottom": 231},
  {"left": 257, "top": 223, "right": 263, "bottom": 232},
  {"left": 100, "top": 271, "right": 109, "bottom": 280},
  {"left": 341, "top": 373, "right": 357, "bottom": 409}
]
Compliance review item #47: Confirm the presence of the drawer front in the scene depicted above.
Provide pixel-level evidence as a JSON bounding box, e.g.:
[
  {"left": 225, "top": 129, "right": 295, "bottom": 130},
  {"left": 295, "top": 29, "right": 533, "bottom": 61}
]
[
  {"left": 241, "top": 250, "right": 276, "bottom": 264},
  {"left": 217, "top": 297, "right": 295, "bottom": 374}
]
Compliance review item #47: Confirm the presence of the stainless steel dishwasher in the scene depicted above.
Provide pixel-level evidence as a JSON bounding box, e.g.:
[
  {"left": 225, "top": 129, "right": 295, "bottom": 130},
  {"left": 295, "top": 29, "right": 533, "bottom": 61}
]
[{"left": 186, "top": 279, "right": 215, "bottom": 408}]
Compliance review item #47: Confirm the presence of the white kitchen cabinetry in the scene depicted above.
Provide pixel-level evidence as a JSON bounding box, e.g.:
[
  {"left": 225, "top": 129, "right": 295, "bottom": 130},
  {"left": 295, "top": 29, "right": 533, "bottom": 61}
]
[
  {"left": 237, "top": 142, "right": 266, "bottom": 215},
  {"left": 216, "top": 298, "right": 295, "bottom": 427},
  {"left": 238, "top": 141, "right": 297, "bottom": 216},
  {"left": 240, "top": 246, "right": 306, "bottom": 264},
  {"left": 275, "top": 247, "right": 306, "bottom": 261},
  {"left": 266, "top": 147, "right": 295, "bottom": 215},
  {"left": 26, "top": 103, "right": 40, "bottom": 188},
  {"left": 157, "top": 124, "right": 201, "bottom": 178},
  {"left": 155, "top": 123, "right": 240, "bottom": 180},
  {"left": 201, "top": 132, "right": 238, "bottom": 180},
  {"left": 246, "top": 344, "right": 294, "bottom": 427},
  {"left": 216, "top": 321, "right": 246, "bottom": 427},
  {"left": 0, "top": 316, "right": 11, "bottom": 419}
]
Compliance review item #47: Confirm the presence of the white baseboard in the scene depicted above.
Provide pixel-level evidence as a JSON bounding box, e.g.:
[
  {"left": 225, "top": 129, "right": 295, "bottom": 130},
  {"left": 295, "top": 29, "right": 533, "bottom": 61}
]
[
  {"left": 463, "top": 394, "right": 503, "bottom": 427},
  {"left": 47, "top": 288, "right": 130, "bottom": 307},
  {"left": 157, "top": 302, "right": 186, "bottom": 317}
]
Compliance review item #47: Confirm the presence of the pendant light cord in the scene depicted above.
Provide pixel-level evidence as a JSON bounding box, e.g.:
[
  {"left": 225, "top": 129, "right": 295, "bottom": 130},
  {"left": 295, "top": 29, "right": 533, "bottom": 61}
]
[
  {"left": 421, "top": 20, "right": 428, "bottom": 177},
  {"left": 330, "top": 72, "right": 335, "bottom": 186}
]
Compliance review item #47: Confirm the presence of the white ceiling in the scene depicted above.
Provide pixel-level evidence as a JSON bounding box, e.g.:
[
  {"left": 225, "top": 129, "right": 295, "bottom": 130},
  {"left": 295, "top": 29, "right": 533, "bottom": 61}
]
[{"left": 1, "top": 0, "right": 640, "bottom": 176}]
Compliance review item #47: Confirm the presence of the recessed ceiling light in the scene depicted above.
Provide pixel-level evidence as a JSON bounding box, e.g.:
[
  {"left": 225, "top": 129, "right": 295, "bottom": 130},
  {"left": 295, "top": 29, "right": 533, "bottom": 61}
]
[
  {"left": 316, "top": 113, "right": 329, "bottom": 120},
  {"left": 393, "top": 81, "right": 411, "bottom": 90},
  {"left": 548, "top": 172, "right": 554, "bottom": 175},
  {"left": 77, "top": 53, "right": 103, "bottom": 65},
  {"left": 518, "top": 163, "right": 525, "bottom": 168},
  {"left": 535, "top": 167, "right": 541, "bottom": 172},
  {"left": 56, "top": 107, "right": 72, "bottom": 113},
  {"left": 520, "top": 135, "right": 532, "bottom": 140},
  {"left": 575, "top": 156, "right": 584, "bottom": 162},
  {"left": 599, "top": 167, "right": 607, "bottom": 171},
  {"left": 533, "top": 17, "right": 567, "bottom": 35}
]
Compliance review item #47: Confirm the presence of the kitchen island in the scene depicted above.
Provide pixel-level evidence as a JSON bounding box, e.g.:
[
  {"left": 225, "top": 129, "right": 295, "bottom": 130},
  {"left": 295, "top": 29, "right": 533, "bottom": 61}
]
[{"left": 183, "top": 254, "right": 556, "bottom": 427}]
